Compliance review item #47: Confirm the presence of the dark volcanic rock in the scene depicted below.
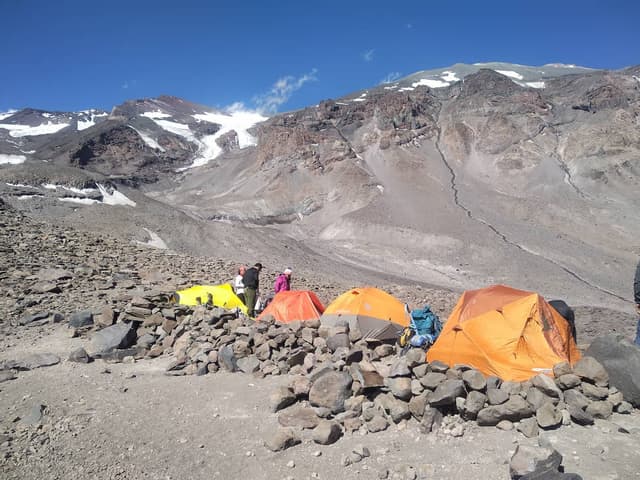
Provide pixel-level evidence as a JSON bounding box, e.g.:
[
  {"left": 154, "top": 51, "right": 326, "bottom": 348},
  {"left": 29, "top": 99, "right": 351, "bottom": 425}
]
[
  {"left": 264, "top": 428, "right": 301, "bottom": 452},
  {"left": 2, "top": 353, "right": 60, "bottom": 371},
  {"left": 69, "top": 310, "right": 94, "bottom": 328},
  {"left": 312, "top": 420, "right": 343, "bottom": 445},
  {"left": 68, "top": 347, "right": 91, "bottom": 363},
  {"left": 88, "top": 322, "right": 136, "bottom": 357},
  {"left": 309, "top": 370, "right": 353, "bottom": 413},
  {"left": 477, "top": 396, "right": 533, "bottom": 426},
  {"left": 573, "top": 356, "right": 609, "bottom": 386},
  {"left": 429, "top": 379, "right": 465, "bottom": 406},
  {"left": 278, "top": 407, "right": 320, "bottom": 429},
  {"left": 585, "top": 334, "right": 640, "bottom": 407}
]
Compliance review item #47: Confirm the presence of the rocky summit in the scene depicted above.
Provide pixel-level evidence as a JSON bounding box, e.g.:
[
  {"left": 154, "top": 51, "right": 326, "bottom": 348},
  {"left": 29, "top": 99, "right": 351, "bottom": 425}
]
[{"left": 1, "top": 62, "right": 640, "bottom": 480}]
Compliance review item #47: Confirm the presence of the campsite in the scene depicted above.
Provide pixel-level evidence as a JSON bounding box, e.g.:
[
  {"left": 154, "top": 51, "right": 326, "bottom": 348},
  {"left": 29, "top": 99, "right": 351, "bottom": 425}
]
[
  {"left": 1, "top": 203, "right": 639, "bottom": 480},
  {"left": 2, "top": 4, "right": 640, "bottom": 479}
]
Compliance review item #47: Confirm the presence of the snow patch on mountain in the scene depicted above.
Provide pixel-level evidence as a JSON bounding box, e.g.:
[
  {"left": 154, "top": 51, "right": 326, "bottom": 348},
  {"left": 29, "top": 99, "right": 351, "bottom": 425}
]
[
  {"left": 77, "top": 111, "right": 108, "bottom": 131},
  {"left": 0, "top": 110, "right": 17, "bottom": 121},
  {"left": 129, "top": 126, "right": 165, "bottom": 152},
  {"left": 137, "top": 228, "right": 168, "bottom": 249},
  {"left": 412, "top": 78, "right": 450, "bottom": 88},
  {"left": 62, "top": 185, "right": 98, "bottom": 195},
  {"left": 194, "top": 110, "right": 266, "bottom": 150},
  {"left": 441, "top": 71, "right": 460, "bottom": 82},
  {"left": 0, "top": 154, "right": 26, "bottom": 165},
  {"left": 60, "top": 197, "right": 100, "bottom": 205},
  {"left": 0, "top": 122, "right": 70, "bottom": 137},
  {"left": 495, "top": 70, "right": 524, "bottom": 80},
  {"left": 141, "top": 111, "right": 172, "bottom": 119},
  {"left": 97, "top": 183, "right": 136, "bottom": 206},
  {"left": 6, "top": 182, "right": 36, "bottom": 188},
  {"left": 183, "top": 110, "right": 266, "bottom": 169},
  {"left": 526, "top": 81, "right": 545, "bottom": 89},
  {"left": 151, "top": 119, "right": 195, "bottom": 140},
  {"left": 143, "top": 108, "right": 266, "bottom": 169}
]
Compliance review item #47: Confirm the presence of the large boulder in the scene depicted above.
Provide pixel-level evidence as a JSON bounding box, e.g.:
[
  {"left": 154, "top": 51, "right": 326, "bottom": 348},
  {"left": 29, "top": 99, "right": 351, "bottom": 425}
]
[
  {"left": 535, "top": 403, "right": 562, "bottom": 429},
  {"left": 88, "top": 322, "right": 136, "bottom": 357},
  {"left": 477, "top": 396, "right": 533, "bottom": 426},
  {"left": 509, "top": 445, "right": 562, "bottom": 479},
  {"left": 69, "top": 311, "right": 94, "bottom": 328},
  {"left": 270, "top": 387, "right": 297, "bottom": 412},
  {"left": 278, "top": 407, "right": 320, "bottom": 429},
  {"left": 264, "top": 428, "right": 301, "bottom": 452},
  {"left": 572, "top": 356, "right": 609, "bottom": 387},
  {"left": 388, "top": 377, "right": 412, "bottom": 400},
  {"left": 309, "top": 370, "right": 353, "bottom": 413},
  {"left": 312, "top": 420, "right": 343, "bottom": 445},
  {"left": 585, "top": 334, "right": 640, "bottom": 407},
  {"left": 464, "top": 391, "right": 487, "bottom": 419},
  {"left": 531, "top": 374, "right": 561, "bottom": 398},
  {"left": 429, "top": 379, "right": 465, "bottom": 406},
  {"left": 1, "top": 353, "right": 60, "bottom": 371},
  {"left": 462, "top": 369, "right": 487, "bottom": 391},
  {"left": 218, "top": 344, "right": 238, "bottom": 372}
]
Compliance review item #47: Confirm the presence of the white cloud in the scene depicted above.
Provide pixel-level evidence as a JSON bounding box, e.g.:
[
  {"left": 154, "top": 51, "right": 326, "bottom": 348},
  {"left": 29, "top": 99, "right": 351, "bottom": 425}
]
[
  {"left": 362, "top": 49, "right": 375, "bottom": 62},
  {"left": 253, "top": 69, "right": 318, "bottom": 114},
  {"left": 406, "top": 23, "right": 412, "bottom": 29},
  {"left": 380, "top": 72, "right": 402, "bottom": 84},
  {"left": 121, "top": 80, "right": 137, "bottom": 90}
]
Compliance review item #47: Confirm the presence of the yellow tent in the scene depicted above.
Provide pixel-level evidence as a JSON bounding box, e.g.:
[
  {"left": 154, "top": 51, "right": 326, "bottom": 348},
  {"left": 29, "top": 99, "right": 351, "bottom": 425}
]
[
  {"left": 174, "top": 283, "right": 247, "bottom": 313},
  {"left": 427, "top": 285, "right": 581, "bottom": 381}
]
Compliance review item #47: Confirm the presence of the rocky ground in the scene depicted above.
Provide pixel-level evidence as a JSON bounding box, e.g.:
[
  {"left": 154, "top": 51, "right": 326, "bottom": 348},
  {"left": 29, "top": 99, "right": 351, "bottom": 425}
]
[{"left": 1, "top": 199, "right": 640, "bottom": 480}]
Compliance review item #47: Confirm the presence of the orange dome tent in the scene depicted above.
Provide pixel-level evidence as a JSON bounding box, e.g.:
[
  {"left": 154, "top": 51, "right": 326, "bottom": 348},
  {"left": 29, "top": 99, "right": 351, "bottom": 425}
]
[
  {"left": 256, "top": 290, "right": 325, "bottom": 324},
  {"left": 320, "top": 287, "right": 409, "bottom": 342},
  {"left": 427, "top": 285, "right": 581, "bottom": 382}
]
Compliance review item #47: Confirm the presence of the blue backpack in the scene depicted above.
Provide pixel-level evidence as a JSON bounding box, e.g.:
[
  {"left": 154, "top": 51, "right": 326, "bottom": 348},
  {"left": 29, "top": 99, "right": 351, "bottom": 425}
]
[{"left": 409, "top": 305, "right": 442, "bottom": 342}]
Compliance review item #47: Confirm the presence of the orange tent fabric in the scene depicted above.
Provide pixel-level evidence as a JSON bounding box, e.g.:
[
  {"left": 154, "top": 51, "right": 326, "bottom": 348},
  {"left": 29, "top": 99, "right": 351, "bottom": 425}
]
[
  {"left": 321, "top": 287, "right": 409, "bottom": 342},
  {"left": 256, "top": 290, "right": 325, "bottom": 324},
  {"left": 427, "top": 285, "right": 581, "bottom": 382}
]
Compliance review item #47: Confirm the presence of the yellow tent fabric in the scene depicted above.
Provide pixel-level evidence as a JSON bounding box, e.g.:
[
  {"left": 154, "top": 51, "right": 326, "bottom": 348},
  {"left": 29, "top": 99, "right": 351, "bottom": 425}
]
[
  {"left": 174, "top": 284, "right": 247, "bottom": 313},
  {"left": 321, "top": 287, "right": 409, "bottom": 342},
  {"left": 427, "top": 285, "right": 581, "bottom": 381}
]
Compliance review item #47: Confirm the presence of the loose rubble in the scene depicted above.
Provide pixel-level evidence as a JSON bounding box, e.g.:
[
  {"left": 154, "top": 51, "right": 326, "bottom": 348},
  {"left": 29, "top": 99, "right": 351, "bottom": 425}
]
[{"left": 28, "top": 289, "right": 635, "bottom": 454}]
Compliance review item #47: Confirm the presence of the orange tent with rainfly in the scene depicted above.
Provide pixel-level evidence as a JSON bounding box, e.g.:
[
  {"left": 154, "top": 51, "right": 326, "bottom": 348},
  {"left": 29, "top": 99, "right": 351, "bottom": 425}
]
[
  {"left": 427, "top": 285, "right": 581, "bottom": 382},
  {"left": 320, "top": 287, "right": 409, "bottom": 342},
  {"left": 173, "top": 284, "right": 247, "bottom": 314},
  {"left": 256, "top": 290, "right": 325, "bottom": 324}
]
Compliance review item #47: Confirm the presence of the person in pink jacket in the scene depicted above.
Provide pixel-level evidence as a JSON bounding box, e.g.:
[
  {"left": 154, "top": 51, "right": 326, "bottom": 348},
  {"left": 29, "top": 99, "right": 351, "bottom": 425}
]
[{"left": 274, "top": 267, "right": 292, "bottom": 294}]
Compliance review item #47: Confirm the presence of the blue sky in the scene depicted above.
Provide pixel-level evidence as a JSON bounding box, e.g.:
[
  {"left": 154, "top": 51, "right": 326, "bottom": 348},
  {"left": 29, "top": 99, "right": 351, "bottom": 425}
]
[{"left": 1, "top": 0, "right": 638, "bottom": 113}]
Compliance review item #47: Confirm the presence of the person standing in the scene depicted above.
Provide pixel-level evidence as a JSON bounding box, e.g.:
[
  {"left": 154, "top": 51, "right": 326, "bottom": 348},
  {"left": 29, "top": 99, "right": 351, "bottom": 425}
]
[
  {"left": 242, "top": 263, "right": 262, "bottom": 317},
  {"left": 274, "top": 267, "right": 292, "bottom": 294},
  {"left": 234, "top": 265, "right": 246, "bottom": 305},
  {"left": 634, "top": 260, "right": 640, "bottom": 346}
]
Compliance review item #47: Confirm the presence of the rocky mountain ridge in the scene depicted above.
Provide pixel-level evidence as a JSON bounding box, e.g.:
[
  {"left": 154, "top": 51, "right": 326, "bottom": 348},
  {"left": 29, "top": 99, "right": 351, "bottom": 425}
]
[{"left": 1, "top": 62, "right": 639, "bottom": 311}]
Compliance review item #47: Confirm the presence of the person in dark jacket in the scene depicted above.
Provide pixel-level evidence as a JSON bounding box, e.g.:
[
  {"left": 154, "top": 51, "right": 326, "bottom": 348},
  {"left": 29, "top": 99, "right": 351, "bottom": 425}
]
[
  {"left": 242, "top": 262, "right": 262, "bottom": 317},
  {"left": 634, "top": 261, "right": 640, "bottom": 346}
]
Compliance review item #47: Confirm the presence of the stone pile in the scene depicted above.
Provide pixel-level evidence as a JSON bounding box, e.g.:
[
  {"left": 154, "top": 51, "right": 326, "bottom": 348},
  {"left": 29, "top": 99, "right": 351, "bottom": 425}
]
[{"left": 65, "top": 297, "right": 637, "bottom": 451}]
